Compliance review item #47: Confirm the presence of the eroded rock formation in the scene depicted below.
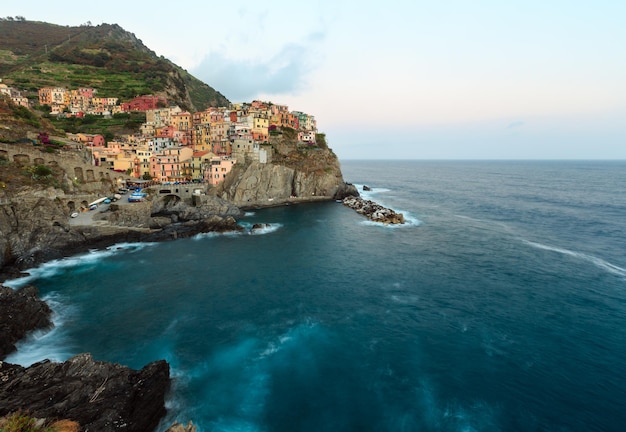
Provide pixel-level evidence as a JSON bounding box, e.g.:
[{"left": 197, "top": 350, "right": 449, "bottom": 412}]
[{"left": 0, "top": 353, "right": 169, "bottom": 432}]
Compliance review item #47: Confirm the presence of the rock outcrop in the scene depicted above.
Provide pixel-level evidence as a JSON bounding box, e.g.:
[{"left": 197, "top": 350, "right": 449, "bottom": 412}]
[
  {"left": 218, "top": 134, "right": 358, "bottom": 208},
  {"left": 0, "top": 285, "right": 52, "bottom": 358},
  {"left": 218, "top": 161, "right": 358, "bottom": 207},
  {"left": 0, "top": 190, "right": 246, "bottom": 277},
  {"left": 342, "top": 196, "right": 405, "bottom": 225},
  {"left": 0, "top": 353, "right": 169, "bottom": 432}
]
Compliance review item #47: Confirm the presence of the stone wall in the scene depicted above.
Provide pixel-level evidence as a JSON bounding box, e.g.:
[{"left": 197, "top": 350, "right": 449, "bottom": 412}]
[{"left": 0, "top": 142, "right": 128, "bottom": 186}]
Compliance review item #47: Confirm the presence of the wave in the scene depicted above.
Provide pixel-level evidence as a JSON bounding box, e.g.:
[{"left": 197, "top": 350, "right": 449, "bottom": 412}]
[
  {"left": 454, "top": 214, "right": 511, "bottom": 230},
  {"left": 249, "top": 223, "right": 282, "bottom": 235},
  {"left": 4, "top": 242, "right": 156, "bottom": 288},
  {"left": 350, "top": 184, "right": 421, "bottom": 228},
  {"left": 5, "top": 292, "right": 78, "bottom": 366},
  {"left": 353, "top": 183, "right": 392, "bottom": 200},
  {"left": 192, "top": 231, "right": 224, "bottom": 240},
  {"left": 522, "top": 240, "right": 626, "bottom": 278},
  {"left": 359, "top": 212, "right": 421, "bottom": 228},
  {"left": 244, "top": 211, "right": 256, "bottom": 217}
]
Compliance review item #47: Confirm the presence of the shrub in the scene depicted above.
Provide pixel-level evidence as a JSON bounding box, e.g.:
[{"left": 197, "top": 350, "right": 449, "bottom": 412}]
[
  {"left": 33, "top": 164, "right": 52, "bottom": 178},
  {"left": 0, "top": 412, "right": 55, "bottom": 432},
  {"left": 316, "top": 133, "right": 328, "bottom": 149}
]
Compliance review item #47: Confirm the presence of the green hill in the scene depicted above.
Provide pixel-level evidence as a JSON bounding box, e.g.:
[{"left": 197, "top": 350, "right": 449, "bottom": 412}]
[{"left": 0, "top": 20, "right": 229, "bottom": 111}]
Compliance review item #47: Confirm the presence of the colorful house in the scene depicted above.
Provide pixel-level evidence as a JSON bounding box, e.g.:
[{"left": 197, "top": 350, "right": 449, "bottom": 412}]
[
  {"left": 149, "top": 147, "right": 193, "bottom": 183},
  {"left": 121, "top": 95, "right": 167, "bottom": 112},
  {"left": 206, "top": 156, "right": 236, "bottom": 185}
]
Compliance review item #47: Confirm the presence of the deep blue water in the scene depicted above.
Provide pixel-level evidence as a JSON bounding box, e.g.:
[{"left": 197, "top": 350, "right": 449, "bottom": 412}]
[{"left": 6, "top": 160, "right": 626, "bottom": 432}]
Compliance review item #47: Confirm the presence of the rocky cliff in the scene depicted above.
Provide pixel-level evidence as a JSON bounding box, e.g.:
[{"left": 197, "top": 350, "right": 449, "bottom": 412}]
[
  {"left": 0, "top": 353, "right": 169, "bottom": 432},
  {"left": 0, "top": 191, "right": 244, "bottom": 276},
  {"left": 217, "top": 134, "right": 358, "bottom": 207}
]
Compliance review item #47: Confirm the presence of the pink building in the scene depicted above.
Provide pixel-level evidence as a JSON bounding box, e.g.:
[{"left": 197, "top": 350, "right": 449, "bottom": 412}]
[
  {"left": 149, "top": 147, "right": 193, "bottom": 183},
  {"left": 206, "top": 156, "right": 237, "bottom": 185}
]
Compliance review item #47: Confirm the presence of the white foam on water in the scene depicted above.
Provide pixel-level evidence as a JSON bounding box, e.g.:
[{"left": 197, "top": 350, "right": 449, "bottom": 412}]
[
  {"left": 359, "top": 212, "right": 421, "bottom": 229},
  {"left": 5, "top": 292, "right": 78, "bottom": 366},
  {"left": 354, "top": 184, "right": 392, "bottom": 200},
  {"left": 244, "top": 211, "right": 256, "bottom": 217},
  {"left": 522, "top": 239, "right": 626, "bottom": 278},
  {"left": 350, "top": 184, "right": 421, "bottom": 228},
  {"left": 192, "top": 228, "right": 249, "bottom": 240},
  {"left": 192, "top": 231, "right": 223, "bottom": 240},
  {"left": 249, "top": 223, "right": 282, "bottom": 235},
  {"left": 4, "top": 242, "right": 156, "bottom": 289},
  {"left": 255, "top": 322, "right": 317, "bottom": 361},
  {"left": 395, "top": 379, "right": 500, "bottom": 431},
  {"left": 453, "top": 214, "right": 512, "bottom": 233}
]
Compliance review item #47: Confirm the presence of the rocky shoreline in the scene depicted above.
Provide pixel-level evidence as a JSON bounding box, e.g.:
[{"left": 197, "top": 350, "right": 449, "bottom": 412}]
[
  {"left": 0, "top": 181, "right": 358, "bottom": 431},
  {"left": 0, "top": 284, "right": 174, "bottom": 432}
]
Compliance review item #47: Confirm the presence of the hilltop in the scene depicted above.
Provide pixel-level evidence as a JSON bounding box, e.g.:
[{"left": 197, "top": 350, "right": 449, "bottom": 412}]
[{"left": 0, "top": 20, "right": 229, "bottom": 111}]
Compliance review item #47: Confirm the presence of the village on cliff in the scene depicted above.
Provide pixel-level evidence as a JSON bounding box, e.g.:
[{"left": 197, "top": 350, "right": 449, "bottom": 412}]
[{"left": 1, "top": 81, "right": 320, "bottom": 186}]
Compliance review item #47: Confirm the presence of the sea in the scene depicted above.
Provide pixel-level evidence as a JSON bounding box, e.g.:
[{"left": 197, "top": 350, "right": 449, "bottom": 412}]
[{"left": 5, "top": 160, "right": 626, "bottom": 432}]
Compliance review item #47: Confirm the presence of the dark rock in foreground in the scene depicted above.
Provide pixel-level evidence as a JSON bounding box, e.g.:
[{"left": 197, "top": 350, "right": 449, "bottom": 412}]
[
  {"left": 342, "top": 196, "right": 405, "bottom": 225},
  {"left": 0, "top": 353, "right": 169, "bottom": 432},
  {"left": 0, "top": 285, "right": 52, "bottom": 359}
]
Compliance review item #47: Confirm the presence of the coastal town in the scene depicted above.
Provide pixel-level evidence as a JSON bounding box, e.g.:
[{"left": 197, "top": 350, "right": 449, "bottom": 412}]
[{"left": 1, "top": 80, "right": 321, "bottom": 186}]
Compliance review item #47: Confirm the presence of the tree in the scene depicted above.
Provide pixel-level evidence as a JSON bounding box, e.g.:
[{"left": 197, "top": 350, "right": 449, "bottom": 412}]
[{"left": 142, "top": 173, "right": 152, "bottom": 180}]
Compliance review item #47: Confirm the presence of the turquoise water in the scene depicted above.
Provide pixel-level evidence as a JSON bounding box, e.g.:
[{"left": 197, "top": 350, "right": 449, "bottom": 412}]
[{"left": 7, "top": 160, "right": 626, "bottom": 431}]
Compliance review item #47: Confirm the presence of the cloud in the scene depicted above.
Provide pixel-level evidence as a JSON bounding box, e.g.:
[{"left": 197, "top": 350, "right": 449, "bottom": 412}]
[
  {"left": 191, "top": 33, "right": 324, "bottom": 102},
  {"left": 506, "top": 121, "right": 525, "bottom": 129}
]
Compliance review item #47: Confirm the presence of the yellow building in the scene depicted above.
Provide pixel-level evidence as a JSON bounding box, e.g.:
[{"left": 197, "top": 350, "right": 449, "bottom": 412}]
[
  {"left": 191, "top": 150, "right": 215, "bottom": 180},
  {"left": 171, "top": 112, "right": 192, "bottom": 131},
  {"left": 192, "top": 124, "right": 212, "bottom": 151}
]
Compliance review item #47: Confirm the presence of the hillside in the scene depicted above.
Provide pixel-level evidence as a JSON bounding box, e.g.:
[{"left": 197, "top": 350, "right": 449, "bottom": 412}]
[{"left": 0, "top": 20, "right": 229, "bottom": 111}]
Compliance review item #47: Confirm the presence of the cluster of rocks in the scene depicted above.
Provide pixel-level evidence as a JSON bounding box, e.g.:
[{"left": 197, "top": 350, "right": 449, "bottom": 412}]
[
  {"left": 342, "top": 196, "right": 405, "bottom": 225},
  {"left": 0, "top": 353, "right": 169, "bottom": 432}
]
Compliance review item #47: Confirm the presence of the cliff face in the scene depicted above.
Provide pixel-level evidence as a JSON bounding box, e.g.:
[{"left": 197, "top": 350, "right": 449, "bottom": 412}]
[
  {"left": 217, "top": 135, "right": 357, "bottom": 207},
  {"left": 0, "top": 353, "right": 170, "bottom": 432},
  {"left": 0, "top": 189, "right": 245, "bottom": 276},
  {"left": 0, "top": 194, "right": 80, "bottom": 272}
]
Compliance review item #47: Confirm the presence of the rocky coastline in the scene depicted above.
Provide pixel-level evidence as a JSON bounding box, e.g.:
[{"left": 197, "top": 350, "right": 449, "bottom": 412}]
[
  {"left": 0, "top": 353, "right": 170, "bottom": 432},
  {"left": 0, "top": 171, "right": 357, "bottom": 430}
]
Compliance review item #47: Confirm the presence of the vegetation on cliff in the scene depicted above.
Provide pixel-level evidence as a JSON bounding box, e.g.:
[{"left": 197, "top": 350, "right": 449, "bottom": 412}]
[{"left": 0, "top": 20, "right": 229, "bottom": 111}]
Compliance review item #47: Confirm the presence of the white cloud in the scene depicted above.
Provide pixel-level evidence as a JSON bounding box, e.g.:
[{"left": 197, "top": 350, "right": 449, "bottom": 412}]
[{"left": 191, "top": 33, "right": 325, "bottom": 102}]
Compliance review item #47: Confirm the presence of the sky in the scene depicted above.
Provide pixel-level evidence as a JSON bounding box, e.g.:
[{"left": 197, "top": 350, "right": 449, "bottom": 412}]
[{"left": 3, "top": 0, "right": 626, "bottom": 159}]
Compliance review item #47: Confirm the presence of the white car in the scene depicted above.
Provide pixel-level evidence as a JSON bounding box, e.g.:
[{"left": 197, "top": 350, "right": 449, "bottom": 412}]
[{"left": 70, "top": 212, "right": 79, "bottom": 218}]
